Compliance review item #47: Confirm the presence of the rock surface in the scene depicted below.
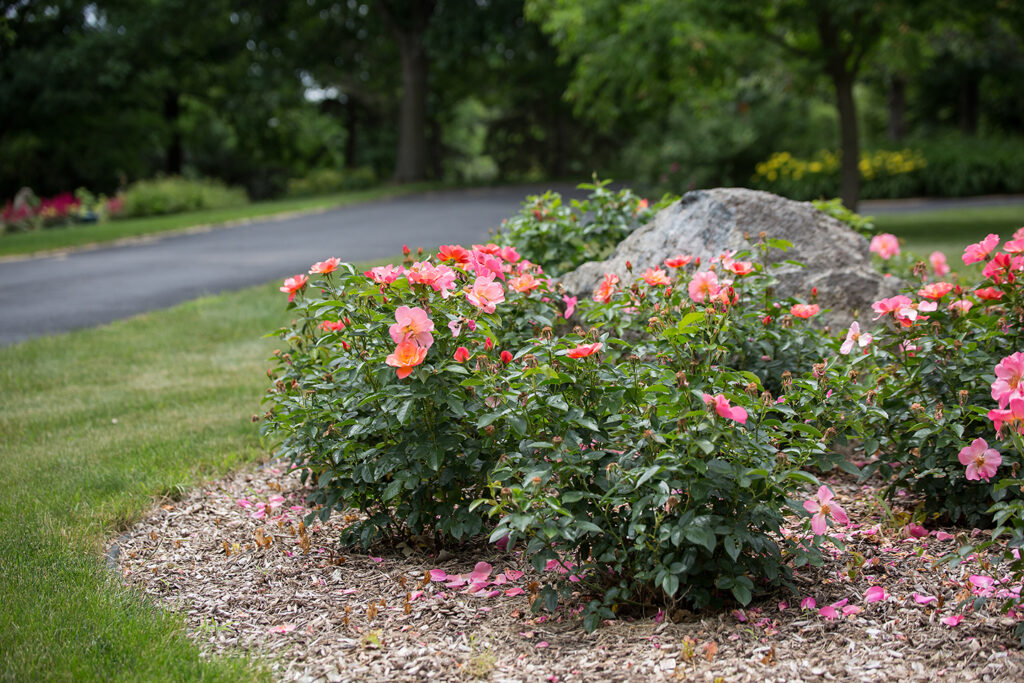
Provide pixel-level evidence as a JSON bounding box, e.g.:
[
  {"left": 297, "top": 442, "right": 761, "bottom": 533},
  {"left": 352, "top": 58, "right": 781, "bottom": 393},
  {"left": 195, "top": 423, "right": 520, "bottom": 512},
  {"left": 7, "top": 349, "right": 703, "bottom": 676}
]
[{"left": 559, "top": 188, "right": 902, "bottom": 327}]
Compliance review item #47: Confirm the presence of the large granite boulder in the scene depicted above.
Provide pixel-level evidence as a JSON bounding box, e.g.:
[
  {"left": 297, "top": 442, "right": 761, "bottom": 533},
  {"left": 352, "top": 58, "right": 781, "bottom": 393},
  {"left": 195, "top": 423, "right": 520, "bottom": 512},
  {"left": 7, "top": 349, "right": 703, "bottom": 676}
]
[{"left": 559, "top": 188, "right": 902, "bottom": 327}]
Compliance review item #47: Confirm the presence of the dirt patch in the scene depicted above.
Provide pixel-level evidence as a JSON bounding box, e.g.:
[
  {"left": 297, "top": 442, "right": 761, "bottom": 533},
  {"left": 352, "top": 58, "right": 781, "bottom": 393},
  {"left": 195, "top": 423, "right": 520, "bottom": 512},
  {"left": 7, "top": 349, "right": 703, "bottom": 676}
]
[{"left": 109, "top": 464, "right": 1023, "bottom": 681}]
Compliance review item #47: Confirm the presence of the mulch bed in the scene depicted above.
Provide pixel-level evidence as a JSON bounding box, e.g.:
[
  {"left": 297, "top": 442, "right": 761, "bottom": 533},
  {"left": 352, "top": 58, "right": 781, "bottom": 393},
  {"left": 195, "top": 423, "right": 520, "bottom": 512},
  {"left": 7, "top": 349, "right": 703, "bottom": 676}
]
[{"left": 108, "top": 463, "right": 1024, "bottom": 682}]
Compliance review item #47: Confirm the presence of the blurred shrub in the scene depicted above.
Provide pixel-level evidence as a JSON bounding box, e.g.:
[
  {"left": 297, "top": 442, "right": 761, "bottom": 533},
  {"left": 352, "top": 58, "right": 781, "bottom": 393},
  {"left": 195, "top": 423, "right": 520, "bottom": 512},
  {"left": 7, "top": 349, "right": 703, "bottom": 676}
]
[
  {"left": 285, "top": 167, "right": 377, "bottom": 198},
  {"left": 751, "top": 136, "right": 1024, "bottom": 200},
  {"left": 119, "top": 176, "right": 249, "bottom": 218}
]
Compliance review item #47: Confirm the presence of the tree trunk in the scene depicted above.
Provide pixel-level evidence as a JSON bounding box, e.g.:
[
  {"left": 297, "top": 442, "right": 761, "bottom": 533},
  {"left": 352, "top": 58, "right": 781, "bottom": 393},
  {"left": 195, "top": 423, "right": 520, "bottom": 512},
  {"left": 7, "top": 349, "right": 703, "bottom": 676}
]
[
  {"left": 833, "top": 70, "right": 861, "bottom": 210},
  {"left": 959, "top": 72, "right": 980, "bottom": 135},
  {"left": 393, "top": 32, "right": 429, "bottom": 182},
  {"left": 887, "top": 75, "right": 906, "bottom": 142},
  {"left": 164, "top": 90, "right": 183, "bottom": 175}
]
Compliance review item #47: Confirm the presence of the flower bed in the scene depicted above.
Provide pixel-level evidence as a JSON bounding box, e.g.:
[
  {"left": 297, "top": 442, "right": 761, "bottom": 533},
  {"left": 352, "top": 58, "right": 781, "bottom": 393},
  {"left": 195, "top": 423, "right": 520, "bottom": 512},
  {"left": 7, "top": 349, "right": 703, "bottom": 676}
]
[{"left": 262, "top": 189, "right": 1024, "bottom": 639}]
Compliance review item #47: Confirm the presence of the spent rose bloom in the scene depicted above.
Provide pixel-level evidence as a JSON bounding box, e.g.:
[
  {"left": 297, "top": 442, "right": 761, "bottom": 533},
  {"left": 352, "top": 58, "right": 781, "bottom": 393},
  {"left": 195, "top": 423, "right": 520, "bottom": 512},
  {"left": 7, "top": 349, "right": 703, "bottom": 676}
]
[
  {"left": 566, "top": 342, "right": 603, "bottom": 358},
  {"left": 385, "top": 340, "right": 428, "bottom": 379},
  {"left": 309, "top": 257, "right": 341, "bottom": 274},
  {"left": 929, "top": 250, "right": 950, "bottom": 277},
  {"left": 467, "top": 274, "right": 505, "bottom": 313},
  {"left": 869, "top": 233, "right": 900, "bottom": 260},
  {"left": 962, "top": 233, "right": 1001, "bottom": 265},
  {"left": 688, "top": 270, "right": 720, "bottom": 303},
  {"left": 790, "top": 303, "right": 820, "bottom": 319},
  {"left": 702, "top": 393, "right": 748, "bottom": 424},
  {"left": 803, "top": 486, "right": 850, "bottom": 535},
  {"left": 641, "top": 267, "right": 671, "bottom": 287},
  {"left": 389, "top": 306, "right": 435, "bottom": 349},
  {"left": 280, "top": 274, "right": 308, "bottom": 302},
  {"left": 664, "top": 254, "right": 693, "bottom": 268},
  {"left": 958, "top": 438, "right": 1002, "bottom": 481},
  {"left": 992, "top": 351, "right": 1024, "bottom": 408},
  {"left": 918, "top": 282, "right": 954, "bottom": 300},
  {"left": 839, "top": 321, "right": 872, "bottom": 355}
]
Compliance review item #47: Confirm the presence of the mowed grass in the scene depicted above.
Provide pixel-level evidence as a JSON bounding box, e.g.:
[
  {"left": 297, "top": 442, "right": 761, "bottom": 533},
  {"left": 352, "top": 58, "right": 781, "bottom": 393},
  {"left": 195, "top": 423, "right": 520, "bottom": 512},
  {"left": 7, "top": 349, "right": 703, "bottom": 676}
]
[
  {"left": 0, "top": 183, "right": 436, "bottom": 258},
  {"left": 874, "top": 204, "right": 1024, "bottom": 260},
  {"left": 0, "top": 281, "right": 295, "bottom": 681}
]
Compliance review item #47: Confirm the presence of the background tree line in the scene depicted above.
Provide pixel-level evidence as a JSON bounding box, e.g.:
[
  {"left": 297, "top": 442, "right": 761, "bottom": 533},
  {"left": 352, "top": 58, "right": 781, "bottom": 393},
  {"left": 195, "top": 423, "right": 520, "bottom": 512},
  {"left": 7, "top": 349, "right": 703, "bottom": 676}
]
[{"left": 1, "top": 0, "right": 1022, "bottom": 208}]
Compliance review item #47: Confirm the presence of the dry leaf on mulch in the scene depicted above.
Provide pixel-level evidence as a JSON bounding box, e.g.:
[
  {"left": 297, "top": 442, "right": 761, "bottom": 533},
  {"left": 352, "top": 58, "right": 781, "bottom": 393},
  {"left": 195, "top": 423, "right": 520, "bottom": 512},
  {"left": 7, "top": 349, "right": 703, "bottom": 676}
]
[{"left": 108, "top": 463, "right": 1024, "bottom": 682}]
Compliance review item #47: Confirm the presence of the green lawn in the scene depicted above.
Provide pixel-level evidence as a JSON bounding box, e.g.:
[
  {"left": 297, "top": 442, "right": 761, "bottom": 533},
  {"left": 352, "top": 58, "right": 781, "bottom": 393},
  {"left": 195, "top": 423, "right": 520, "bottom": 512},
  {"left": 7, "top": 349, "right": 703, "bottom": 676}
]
[
  {"left": 873, "top": 204, "right": 1024, "bottom": 260},
  {"left": 0, "top": 281, "right": 294, "bottom": 681},
  {"left": 0, "top": 183, "right": 436, "bottom": 258}
]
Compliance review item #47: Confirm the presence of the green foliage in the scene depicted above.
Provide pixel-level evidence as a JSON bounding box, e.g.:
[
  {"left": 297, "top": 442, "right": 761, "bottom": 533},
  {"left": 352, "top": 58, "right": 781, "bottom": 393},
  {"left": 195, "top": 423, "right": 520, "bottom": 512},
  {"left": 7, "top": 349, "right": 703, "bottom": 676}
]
[
  {"left": 286, "top": 168, "right": 378, "bottom": 198},
  {"left": 119, "top": 176, "right": 249, "bottom": 218},
  {"left": 812, "top": 199, "right": 877, "bottom": 238},
  {"left": 498, "top": 178, "right": 676, "bottom": 277}
]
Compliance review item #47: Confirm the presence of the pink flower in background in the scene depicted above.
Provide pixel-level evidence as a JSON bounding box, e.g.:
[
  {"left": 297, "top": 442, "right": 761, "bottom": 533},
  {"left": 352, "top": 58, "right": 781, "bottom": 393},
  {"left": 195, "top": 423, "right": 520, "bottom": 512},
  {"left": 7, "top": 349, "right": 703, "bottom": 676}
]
[
  {"left": 309, "top": 257, "right": 341, "bottom": 274},
  {"left": 958, "top": 438, "right": 1002, "bottom": 481},
  {"left": 962, "top": 233, "right": 1001, "bottom": 264},
  {"left": 389, "top": 306, "right": 435, "bottom": 348},
  {"left": 688, "top": 270, "right": 721, "bottom": 303},
  {"left": 929, "top": 250, "right": 950, "bottom": 276},
  {"left": 665, "top": 254, "right": 693, "bottom": 268},
  {"left": 635, "top": 198, "right": 649, "bottom": 213},
  {"left": 727, "top": 261, "right": 754, "bottom": 276},
  {"left": 509, "top": 273, "right": 541, "bottom": 293},
  {"left": 803, "top": 486, "right": 849, "bottom": 535},
  {"left": 466, "top": 274, "right": 505, "bottom": 313},
  {"left": 702, "top": 393, "right": 748, "bottom": 424},
  {"left": 992, "top": 352, "right": 1024, "bottom": 408},
  {"left": 871, "top": 295, "right": 912, "bottom": 320},
  {"left": 320, "top": 320, "right": 346, "bottom": 333},
  {"left": 918, "top": 282, "right": 954, "bottom": 300},
  {"left": 365, "top": 264, "right": 404, "bottom": 285},
  {"left": 469, "top": 249, "right": 506, "bottom": 281},
  {"left": 641, "top": 267, "right": 671, "bottom": 287},
  {"left": 499, "top": 245, "right": 521, "bottom": 263},
  {"left": 566, "top": 342, "right": 603, "bottom": 358},
  {"left": 562, "top": 295, "right": 577, "bottom": 319},
  {"left": 453, "top": 346, "right": 470, "bottom": 362},
  {"left": 790, "top": 303, "right": 820, "bottom": 319},
  {"left": 406, "top": 261, "right": 458, "bottom": 298},
  {"left": 279, "top": 274, "right": 308, "bottom": 302},
  {"left": 1004, "top": 239, "right": 1024, "bottom": 254},
  {"left": 385, "top": 340, "right": 428, "bottom": 379},
  {"left": 593, "top": 272, "right": 620, "bottom": 303},
  {"left": 500, "top": 350, "right": 514, "bottom": 364},
  {"left": 869, "top": 233, "right": 900, "bottom": 260},
  {"left": 948, "top": 299, "right": 974, "bottom": 315},
  {"left": 840, "top": 322, "right": 872, "bottom": 355},
  {"left": 989, "top": 396, "right": 1024, "bottom": 436}
]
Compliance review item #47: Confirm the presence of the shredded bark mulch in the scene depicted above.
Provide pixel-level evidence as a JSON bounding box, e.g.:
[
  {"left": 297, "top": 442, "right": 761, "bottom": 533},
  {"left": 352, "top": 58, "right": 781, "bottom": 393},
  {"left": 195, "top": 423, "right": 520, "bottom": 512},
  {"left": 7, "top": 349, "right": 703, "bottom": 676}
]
[{"left": 108, "top": 463, "right": 1024, "bottom": 681}]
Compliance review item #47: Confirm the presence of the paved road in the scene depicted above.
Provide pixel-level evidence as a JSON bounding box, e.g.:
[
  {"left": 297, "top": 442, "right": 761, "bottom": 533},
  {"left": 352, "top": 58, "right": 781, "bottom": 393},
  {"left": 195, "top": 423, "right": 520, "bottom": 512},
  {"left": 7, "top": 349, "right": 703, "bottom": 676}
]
[
  {"left": 2, "top": 187, "right": 1021, "bottom": 346},
  {"left": 0, "top": 184, "right": 580, "bottom": 346}
]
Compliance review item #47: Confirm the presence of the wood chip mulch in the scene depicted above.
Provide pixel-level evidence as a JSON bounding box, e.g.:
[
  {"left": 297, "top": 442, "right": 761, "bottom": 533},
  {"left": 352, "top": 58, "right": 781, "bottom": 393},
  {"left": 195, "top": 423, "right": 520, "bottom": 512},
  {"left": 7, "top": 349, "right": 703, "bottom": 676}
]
[{"left": 108, "top": 463, "right": 1024, "bottom": 682}]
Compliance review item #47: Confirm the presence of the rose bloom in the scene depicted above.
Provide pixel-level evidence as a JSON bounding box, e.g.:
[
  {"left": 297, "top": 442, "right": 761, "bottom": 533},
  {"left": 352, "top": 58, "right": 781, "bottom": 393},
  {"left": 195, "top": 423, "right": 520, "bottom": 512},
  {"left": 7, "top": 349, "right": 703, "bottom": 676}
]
[
  {"left": 688, "top": 270, "right": 720, "bottom": 303},
  {"left": 406, "top": 261, "right": 458, "bottom": 298},
  {"left": 702, "top": 393, "right": 747, "bottom": 424},
  {"left": 992, "top": 351, "right": 1024, "bottom": 408},
  {"left": 635, "top": 198, "right": 649, "bottom": 213},
  {"left": 566, "top": 342, "right": 603, "bottom": 358},
  {"left": 499, "top": 245, "right": 521, "bottom": 263},
  {"left": 790, "top": 303, "right": 820, "bottom": 319},
  {"left": 962, "top": 233, "right": 1001, "bottom": 265},
  {"left": 592, "top": 272, "right": 620, "bottom": 303},
  {"left": 958, "top": 438, "right": 1002, "bottom": 481},
  {"left": 509, "top": 273, "right": 541, "bottom": 293},
  {"left": 803, "top": 486, "right": 850, "bottom": 535},
  {"left": 320, "top": 320, "right": 346, "bottom": 333},
  {"left": 437, "top": 244, "right": 472, "bottom": 266},
  {"left": 948, "top": 299, "right": 974, "bottom": 315},
  {"left": 641, "top": 267, "right": 671, "bottom": 287},
  {"left": 869, "top": 233, "right": 900, "bottom": 260},
  {"left": 1005, "top": 238, "right": 1024, "bottom": 254},
  {"left": 929, "top": 251, "right": 950, "bottom": 277},
  {"left": 453, "top": 346, "right": 471, "bottom": 362},
  {"left": 365, "top": 264, "right": 404, "bottom": 285},
  {"left": 976, "top": 287, "right": 1004, "bottom": 301},
  {"left": 385, "top": 340, "right": 428, "bottom": 379},
  {"left": 918, "top": 282, "right": 954, "bottom": 300},
  {"left": 665, "top": 254, "right": 693, "bottom": 268},
  {"left": 727, "top": 261, "right": 754, "bottom": 276},
  {"left": 309, "top": 257, "right": 341, "bottom": 275},
  {"left": 466, "top": 274, "right": 505, "bottom": 313},
  {"left": 989, "top": 396, "right": 1024, "bottom": 436},
  {"left": 839, "top": 321, "right": 872, "bottom": 355},
  {"left": 389, "top": 305, "right": 435, "bottom": 349},
  {"left": 280, "top": 274, "right": 308, "bottom": 302}
]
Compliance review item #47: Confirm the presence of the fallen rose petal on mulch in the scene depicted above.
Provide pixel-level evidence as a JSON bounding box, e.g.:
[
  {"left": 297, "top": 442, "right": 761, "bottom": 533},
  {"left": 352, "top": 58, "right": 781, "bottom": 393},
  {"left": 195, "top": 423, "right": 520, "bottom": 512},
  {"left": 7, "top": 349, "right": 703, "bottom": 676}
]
[{"left": 108, "top": 463, "right": 1024, "bottom": 682}]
